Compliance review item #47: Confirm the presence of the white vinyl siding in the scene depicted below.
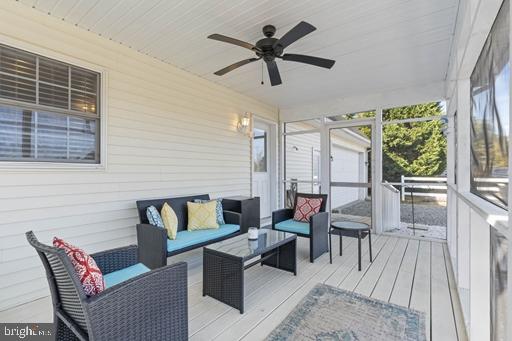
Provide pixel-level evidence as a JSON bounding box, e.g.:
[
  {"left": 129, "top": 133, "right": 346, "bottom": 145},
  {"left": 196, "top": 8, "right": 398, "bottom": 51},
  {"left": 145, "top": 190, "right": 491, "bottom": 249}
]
[{"left": 0, "top": 2, "right": 277, "bottom": 310}]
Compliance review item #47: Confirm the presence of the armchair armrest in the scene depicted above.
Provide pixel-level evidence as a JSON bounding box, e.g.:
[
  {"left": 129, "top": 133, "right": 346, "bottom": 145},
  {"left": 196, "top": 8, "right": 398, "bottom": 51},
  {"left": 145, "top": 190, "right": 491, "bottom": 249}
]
[
  {"left": 91, "top": 245, "right": 138, "bottom": 275},
  {"left": 310, "top": 211, "right": 329, "bottom": 233},
  {"left": 223, "top": 210, "right": 241, "bottom": 226},
  {"left": 272, "top": 208, "right": 294, "bottom": 227},
  {"left": 136, "top": 224, "right": 167, "bottom": 269},
  {"left": 86, "top": 262, "right": 188, "bottom": 341},
  {"left": 309, "top": 211, "right": 329, "bottom": 262}
]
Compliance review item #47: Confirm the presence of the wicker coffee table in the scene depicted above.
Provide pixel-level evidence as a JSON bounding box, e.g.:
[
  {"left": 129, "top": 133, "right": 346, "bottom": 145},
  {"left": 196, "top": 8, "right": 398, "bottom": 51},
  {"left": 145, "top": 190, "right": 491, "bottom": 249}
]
[{"left": 203, "top": 229, "right": 297, "bottom": 313}]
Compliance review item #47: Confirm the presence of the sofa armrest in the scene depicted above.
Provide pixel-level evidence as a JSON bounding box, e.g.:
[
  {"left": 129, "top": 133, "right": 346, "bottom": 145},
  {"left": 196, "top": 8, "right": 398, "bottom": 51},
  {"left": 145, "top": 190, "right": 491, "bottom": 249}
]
[
  {"left": 86, "top": 262, "right": 188, "bottom": 341},
  {"left": 223, "top": 210, "right": 241, "bottom": 226},
  {"left": 91, "top": 245, "right": 138, "bottom": 275},
  {"left": 272, "top": 208, "right": 294, "bottom": 228},
  {"left": 136, "top": 224, "right": 167, "bottom": 269}
]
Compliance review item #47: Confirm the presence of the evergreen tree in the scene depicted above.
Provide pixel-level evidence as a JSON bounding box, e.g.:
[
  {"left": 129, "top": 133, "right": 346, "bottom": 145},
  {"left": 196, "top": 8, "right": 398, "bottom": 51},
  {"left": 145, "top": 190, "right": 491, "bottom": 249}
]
[
  {"left": 352, "top": 102, "right": 446, "bottom": 182},
  {"left": 382, "top": 102, "right": 446, "bottom": 181}
]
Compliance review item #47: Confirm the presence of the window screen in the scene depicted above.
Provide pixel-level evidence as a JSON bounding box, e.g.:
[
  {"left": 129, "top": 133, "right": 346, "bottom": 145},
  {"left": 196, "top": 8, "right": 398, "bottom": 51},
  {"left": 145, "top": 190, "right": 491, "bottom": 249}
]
[
  {"left": 0, "top": 44, "right": 100, "bottom": 163},
  {"left": 470, "top": 0, "right": 509, "bottom": 209}
]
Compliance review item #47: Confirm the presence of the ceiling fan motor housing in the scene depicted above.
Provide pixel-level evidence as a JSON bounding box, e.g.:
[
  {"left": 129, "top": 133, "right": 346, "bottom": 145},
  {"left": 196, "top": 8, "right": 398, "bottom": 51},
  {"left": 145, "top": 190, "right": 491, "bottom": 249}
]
[{"left": 255, "top": 37, "right": 280, "bottom": 62}]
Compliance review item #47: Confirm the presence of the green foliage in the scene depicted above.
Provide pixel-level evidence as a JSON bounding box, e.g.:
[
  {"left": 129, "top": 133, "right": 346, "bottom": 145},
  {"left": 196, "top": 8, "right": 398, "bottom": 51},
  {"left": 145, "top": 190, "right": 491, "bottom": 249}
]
[
  {"left": 351, "top": 102, "right": 447, "bottom": 182},
  {"left": 383, "top": 102, "right": 446, "bottom": 181}
]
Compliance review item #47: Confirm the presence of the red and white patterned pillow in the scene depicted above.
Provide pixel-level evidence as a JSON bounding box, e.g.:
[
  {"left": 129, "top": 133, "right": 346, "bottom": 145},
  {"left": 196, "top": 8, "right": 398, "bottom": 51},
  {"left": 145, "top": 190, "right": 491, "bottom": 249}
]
[
  {"left": 293, "top": 196, "right": 323, "bottom": 222},
  {"left": 53, "top": 237, "right": 105, "bottom": 296}
]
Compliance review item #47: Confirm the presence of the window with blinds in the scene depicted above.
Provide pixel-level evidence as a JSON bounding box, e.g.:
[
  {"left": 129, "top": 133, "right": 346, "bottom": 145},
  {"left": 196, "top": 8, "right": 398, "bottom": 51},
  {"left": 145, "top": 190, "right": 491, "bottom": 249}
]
[{"left": 0, "top": 44, "right": 100, "bottom": 163}]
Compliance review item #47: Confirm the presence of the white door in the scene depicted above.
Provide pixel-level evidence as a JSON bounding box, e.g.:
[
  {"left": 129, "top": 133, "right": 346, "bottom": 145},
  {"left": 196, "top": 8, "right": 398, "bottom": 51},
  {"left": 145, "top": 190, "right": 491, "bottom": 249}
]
[{"left": 252, "top": 122, "right": 271, "bottom": 218}]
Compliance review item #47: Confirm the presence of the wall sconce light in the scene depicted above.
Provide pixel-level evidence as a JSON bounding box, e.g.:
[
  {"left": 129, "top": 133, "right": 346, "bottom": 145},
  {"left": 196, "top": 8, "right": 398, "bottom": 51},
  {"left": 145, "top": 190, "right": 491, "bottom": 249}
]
[{"left": 237, "top": 112, "right": 251, "bottom": 135}]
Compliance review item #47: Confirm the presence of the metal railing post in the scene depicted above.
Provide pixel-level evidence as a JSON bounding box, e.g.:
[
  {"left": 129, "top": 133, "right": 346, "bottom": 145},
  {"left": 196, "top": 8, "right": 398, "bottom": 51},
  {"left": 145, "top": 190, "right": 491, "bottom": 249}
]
[{"left": 401, "top": 175, "right": 405, "bottom": 201}]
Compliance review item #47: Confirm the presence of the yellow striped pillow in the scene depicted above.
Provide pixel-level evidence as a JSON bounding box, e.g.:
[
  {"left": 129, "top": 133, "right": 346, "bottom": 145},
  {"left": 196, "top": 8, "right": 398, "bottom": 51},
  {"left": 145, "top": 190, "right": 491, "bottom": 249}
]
[{"left": 161, "top": 202, "right": 178, "bottom": 240}]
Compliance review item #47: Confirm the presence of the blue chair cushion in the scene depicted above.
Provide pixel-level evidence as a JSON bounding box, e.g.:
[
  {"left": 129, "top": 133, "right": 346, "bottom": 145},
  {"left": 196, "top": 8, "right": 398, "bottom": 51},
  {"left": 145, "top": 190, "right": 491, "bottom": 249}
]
[
  {"left": 275, "top": 219, "right": 310, "bottom": 235},
  {"left": 167, "top": 224, "right": 240, "bottom": 253},
  {"left": 103, "top": 263, "right": 150, "bottom": 288}
]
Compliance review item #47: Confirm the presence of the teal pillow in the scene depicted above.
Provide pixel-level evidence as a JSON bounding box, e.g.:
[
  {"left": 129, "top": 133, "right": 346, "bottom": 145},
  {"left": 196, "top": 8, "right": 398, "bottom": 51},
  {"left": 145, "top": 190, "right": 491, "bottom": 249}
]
[
  {"left": 194, "top": 198, "right": 225, "bottom": 225},
  {"left": 146, "top": 205, "right": 164, "bottom": 228}
]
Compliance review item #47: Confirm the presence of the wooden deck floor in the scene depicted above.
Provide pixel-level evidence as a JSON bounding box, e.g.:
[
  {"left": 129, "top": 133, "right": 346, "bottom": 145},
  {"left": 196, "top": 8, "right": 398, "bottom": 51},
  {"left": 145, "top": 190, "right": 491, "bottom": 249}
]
[{"left": 1, "top": 234, "right": 467, "bottom": 341}]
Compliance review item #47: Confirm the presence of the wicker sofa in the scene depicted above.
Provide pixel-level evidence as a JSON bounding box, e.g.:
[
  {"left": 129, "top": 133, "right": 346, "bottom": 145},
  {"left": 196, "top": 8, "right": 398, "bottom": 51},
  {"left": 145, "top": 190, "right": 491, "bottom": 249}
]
[
  {"left": 136, "top": 194, "right": 242, "bottom": 269},
  {"left": 26, "top": 231, "right": 188, "bottom": 341},
  {"left": 272, "top": 193, "right": 329, "bottom": 263}
]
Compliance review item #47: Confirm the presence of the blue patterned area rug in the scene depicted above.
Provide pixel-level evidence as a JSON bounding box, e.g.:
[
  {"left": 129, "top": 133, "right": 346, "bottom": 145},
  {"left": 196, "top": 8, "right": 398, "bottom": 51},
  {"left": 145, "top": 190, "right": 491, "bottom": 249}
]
[{"left": 266, "top": 284, "right": 426, "bottom": 341}]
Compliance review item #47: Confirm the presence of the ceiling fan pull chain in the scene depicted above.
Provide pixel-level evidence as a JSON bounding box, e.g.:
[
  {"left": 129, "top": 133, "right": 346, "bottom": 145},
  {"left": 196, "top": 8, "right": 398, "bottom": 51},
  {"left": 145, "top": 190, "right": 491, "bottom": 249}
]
[{"left": 261, "top": 61, "right": 264, "bottom": 85}]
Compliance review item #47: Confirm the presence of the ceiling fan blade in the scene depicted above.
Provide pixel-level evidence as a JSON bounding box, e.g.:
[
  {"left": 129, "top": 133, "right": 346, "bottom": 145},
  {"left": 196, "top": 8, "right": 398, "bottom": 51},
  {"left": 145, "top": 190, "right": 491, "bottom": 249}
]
[
  {"left": 267, "top": 60, "right": 282, "bottom": 86},
  {"left": 214, "top": 58, "right": 260, "bottom": 76},
  {"left": 281, "top": 54, "right": 335, "bottom": 69},
  {"left": 208, "top": 34, "right": 259, "bottom": 52},
  {"left": 274, "top": 21, "right": 316, "bottom": 50}
]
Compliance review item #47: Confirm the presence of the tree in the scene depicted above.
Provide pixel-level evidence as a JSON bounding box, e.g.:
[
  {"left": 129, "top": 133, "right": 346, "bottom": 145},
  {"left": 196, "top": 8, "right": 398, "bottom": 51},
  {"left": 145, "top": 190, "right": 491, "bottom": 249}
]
[
  {"left": 382, "top": 102, "right": 446, "bottom": 181},
  {"left": 349, "top": 102, "right": 447, "bottom": 182}
]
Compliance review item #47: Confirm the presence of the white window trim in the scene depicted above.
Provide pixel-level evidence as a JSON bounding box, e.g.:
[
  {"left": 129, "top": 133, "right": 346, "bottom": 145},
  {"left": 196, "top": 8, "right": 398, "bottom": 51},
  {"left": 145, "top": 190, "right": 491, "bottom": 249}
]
[{"left": 0, "top": 35, "right": 108, "bottom": 171}]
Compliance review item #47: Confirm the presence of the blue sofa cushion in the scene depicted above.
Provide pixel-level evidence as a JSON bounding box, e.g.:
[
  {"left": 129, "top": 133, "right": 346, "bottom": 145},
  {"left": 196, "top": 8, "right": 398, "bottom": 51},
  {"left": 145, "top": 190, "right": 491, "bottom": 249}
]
[
  {"left": 275, "top": 219, "right": 310, "bottom": 235},
  {"left": 104, "top": 263, "right": 150, "bottom": 288},
  {"left": 167, "top": 224, "right": 240, "bottom": 253}
]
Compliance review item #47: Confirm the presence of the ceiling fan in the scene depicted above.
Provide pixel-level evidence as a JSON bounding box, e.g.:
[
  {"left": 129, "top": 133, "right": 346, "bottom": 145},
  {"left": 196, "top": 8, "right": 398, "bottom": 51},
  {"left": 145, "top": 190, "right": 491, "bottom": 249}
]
[{"left": 207, "top": 21, "right": 335, "bottom": 86}]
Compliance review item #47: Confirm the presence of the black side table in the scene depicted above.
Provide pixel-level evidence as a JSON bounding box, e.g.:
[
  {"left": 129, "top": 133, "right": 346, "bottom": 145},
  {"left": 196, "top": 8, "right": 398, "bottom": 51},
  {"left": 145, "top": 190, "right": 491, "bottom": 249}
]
[
  {"left": 222, "top": 196, "right": 260, "bottom": 233},
  {"left": 330, "top": 220, "right": 372, "bottom": 271}
]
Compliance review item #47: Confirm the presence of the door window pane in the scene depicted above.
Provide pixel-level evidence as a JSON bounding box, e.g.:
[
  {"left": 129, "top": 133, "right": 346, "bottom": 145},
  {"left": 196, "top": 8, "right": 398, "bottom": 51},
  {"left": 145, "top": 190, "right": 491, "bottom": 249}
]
[{"left": 253, "top": 128, "right": 267, "bottom": 172}]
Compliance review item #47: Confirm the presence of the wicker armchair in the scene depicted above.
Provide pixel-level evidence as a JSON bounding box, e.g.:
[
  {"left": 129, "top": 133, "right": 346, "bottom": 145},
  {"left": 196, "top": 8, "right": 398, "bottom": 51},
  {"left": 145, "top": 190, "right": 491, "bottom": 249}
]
[
  {"left": 26, "top": 231, "right": 188, "bottom": 341},
  {"left": 272, "top": 193, "right": 329, "bottom": 263}
]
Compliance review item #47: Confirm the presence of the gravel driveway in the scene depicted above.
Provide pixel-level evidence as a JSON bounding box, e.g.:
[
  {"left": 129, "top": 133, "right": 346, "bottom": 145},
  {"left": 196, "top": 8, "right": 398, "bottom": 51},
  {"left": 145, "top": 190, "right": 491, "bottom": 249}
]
[{"left": 335, "top": 200, "right": 447, "bottom": 227}]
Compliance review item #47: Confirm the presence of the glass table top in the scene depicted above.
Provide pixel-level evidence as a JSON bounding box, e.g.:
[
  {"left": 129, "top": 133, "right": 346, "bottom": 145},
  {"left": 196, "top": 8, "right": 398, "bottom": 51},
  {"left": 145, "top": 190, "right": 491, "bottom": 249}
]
[
  {"left": 204, "top": 229, "right": 296, "bottom": 260},
  {"left": 331, "top": 220, "right": 370, "bottom": 230}
]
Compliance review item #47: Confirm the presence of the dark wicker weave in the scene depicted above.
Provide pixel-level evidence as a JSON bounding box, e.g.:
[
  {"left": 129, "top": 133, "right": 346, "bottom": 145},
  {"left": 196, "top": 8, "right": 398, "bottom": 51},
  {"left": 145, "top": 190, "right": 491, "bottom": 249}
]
[
  {"left": 26, "top": 231, "right": 188, "bottom": 341},
  {"left": 136, "top": 194, "right": 242, "bottom": 269},
  {"left": 203, "top": 232, "right": 296, "bottom": 313},
  {"left": 272, "top": 192, "right": 329, "bottom": 263}
]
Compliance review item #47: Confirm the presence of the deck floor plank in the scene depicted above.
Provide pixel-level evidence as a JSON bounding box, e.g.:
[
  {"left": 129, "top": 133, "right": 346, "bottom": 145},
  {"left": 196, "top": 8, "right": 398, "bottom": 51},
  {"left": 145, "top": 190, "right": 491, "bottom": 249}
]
[
  {"left": 389, "top": 238, "right": 420, "bottom": 307},
  {"left": 370, "top": 237, "right": 409, "bottom": 301},
  {"left": 431, "top": 242, "right": 458, "bottom": 341},
  {"left": 410, "top": 240, "right": 432, "bottom": 341},
  {"left": 353, "top": 236, "right": 399, "bottom": 296}
]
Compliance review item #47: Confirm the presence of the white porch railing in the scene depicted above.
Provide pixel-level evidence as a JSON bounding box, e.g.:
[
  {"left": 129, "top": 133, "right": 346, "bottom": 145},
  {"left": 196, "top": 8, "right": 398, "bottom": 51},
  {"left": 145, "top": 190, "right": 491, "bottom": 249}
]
[
  {"left": 382, "top": 182, "right": 401, "bottom": 231},
  {"left": 400, "top": 176, "right": 447, "bottom": 201}
]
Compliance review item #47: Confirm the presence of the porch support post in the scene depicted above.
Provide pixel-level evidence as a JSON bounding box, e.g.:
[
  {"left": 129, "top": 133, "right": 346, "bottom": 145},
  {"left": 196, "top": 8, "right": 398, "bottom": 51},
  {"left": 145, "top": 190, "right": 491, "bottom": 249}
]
[
  {"left": 319, "top": 122, "right": 330, "bottom": 213},
  {"left": 508, "top": 4, "right": 512, "bottom": 337},
  {"left": 373, "top": 107, "right": 383, "bottom": 234},
  {"left": 456, "top": 80, "right": 471, "bottom": 192}
]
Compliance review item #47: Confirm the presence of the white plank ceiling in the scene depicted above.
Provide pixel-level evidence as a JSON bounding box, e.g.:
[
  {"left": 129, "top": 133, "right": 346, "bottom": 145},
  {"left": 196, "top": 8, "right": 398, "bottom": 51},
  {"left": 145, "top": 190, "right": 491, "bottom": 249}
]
[{"left": 17, "top": 0, "right": 459, "bottom": 109}]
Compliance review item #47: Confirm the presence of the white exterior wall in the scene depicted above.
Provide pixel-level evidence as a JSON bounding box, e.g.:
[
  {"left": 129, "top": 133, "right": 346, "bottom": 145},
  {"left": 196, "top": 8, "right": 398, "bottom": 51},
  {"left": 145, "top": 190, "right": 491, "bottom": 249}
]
[
  {"left": 0, "top": 2, "right": 278, "bottom": 311},
  {"left": 284, "top": 121, "right": 369, "bottom": 207},
  {"left": 284, "top": 126, "right": 321, "bottom": 194},
  {"left": 445, "top": 0, "right": 510, "bottom": 340}
]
